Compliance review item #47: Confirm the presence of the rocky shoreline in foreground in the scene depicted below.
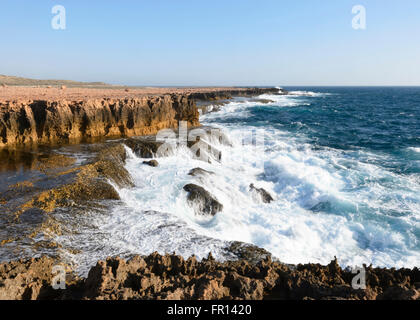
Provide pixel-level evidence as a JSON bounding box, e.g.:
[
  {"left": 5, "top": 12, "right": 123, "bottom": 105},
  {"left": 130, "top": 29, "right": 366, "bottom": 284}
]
[
  {"left": 1, "top": 252, "right": 419, "bottom": 300},
  {"left": 1, "top": 86, "right": 419, "bottom": 300}
]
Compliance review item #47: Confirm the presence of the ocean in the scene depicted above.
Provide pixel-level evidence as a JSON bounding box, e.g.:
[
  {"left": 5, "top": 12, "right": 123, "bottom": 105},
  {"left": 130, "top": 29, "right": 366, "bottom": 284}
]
[{"left": 58, "top": 87, "right": 420, "bottom": 275}]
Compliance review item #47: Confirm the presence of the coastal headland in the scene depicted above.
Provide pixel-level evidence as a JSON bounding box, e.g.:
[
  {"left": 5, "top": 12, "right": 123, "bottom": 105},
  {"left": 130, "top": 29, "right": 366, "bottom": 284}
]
[{"left": 0, "top": 86, "right": 280, "bottom": 148}]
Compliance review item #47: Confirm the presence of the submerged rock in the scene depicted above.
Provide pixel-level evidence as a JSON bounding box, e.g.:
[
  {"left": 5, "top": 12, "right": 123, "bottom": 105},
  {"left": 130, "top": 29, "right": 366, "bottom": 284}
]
[
  {"left": 250, "top": 184, "right": 274, "bottom": 203},
  {"left": 125, "top": 136, "right": 176, "bottom": 158},
  {"left": 227, "top": 241, "right": 272, "bottom": 265},
  {"left": 143, "top": 160, "right": 159, "bottom": 167},
  {"left": 251, "top": 98, "right": 275, "bottom": 104},
  {"left": 0, "top": 142, "right": 135, "bottom": 264},
  {"left": 183, "top": 184, "right": 223, "bottom": 216},
  {"left": 188, "top": 167, "right": 214, "bottom": 176},
  {"left": 14, "top": 143, "right": 133, "bottom": 216}
]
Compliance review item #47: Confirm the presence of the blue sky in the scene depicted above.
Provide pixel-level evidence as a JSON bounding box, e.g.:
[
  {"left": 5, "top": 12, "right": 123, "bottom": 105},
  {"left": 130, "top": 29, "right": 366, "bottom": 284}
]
[{"left": 1, "top": 0, "right": 419, "bottom": 86}]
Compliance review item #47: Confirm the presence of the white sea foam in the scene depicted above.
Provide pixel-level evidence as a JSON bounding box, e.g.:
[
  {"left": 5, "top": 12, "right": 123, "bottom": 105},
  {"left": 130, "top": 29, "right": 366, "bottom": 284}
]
[
  {"left": 408, "top": 147, "right": 420, "bottom": 153},
  {"left": 287, "top": 91, "right": 332, "bottom": 97}
]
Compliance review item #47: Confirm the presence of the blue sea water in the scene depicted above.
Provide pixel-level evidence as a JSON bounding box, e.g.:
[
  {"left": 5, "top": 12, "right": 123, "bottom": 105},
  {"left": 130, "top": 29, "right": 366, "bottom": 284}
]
[{"left": 61, "top": 87, "right": 420, "bottom": 274}]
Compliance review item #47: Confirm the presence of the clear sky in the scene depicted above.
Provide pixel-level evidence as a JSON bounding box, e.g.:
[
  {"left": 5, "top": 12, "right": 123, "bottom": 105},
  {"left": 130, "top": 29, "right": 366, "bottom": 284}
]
[{"left": 1, "top": 0, "right": 419, "bottom": 86}]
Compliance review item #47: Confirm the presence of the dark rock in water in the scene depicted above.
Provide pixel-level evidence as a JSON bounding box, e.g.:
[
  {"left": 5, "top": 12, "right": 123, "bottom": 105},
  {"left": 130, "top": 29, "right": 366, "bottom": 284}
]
[
  {"left": 251, "top": 98, "right": 275, "bottom": 104},
  {"left": 188, "top": 167, "right": 214, "bottom": 176},
  {"left": 125, "top": 138, "right": 166, "bottom": 158},
  {"left": 227, "top": 241, "right": 272, "bottom": 265},
  {"left": 143, "top": 160, "right": 159, "bottom": 167},
  {"left": 310, "top": 201, "right": 332, "bottom": 213},
  {"left": 183, "top": 184, "right": 223, "bottom": 216},
  {"left": 250, "top": 184, "right": 274, "bottom": 203}
]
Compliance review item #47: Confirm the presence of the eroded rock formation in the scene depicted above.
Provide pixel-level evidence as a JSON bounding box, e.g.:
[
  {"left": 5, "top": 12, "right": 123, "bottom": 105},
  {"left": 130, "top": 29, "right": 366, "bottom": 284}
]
[
  {"left": 0, "top": 95, "right": 198, "bottom": 148},
  {"left": 15, "top": 144, "right": 133, "bottom": 216},
  {"left": 0, "top": 88, "right": 284, "bottom": 148},
  {"left": 1, "top": 253, "right": 419, "bottom": 300}
]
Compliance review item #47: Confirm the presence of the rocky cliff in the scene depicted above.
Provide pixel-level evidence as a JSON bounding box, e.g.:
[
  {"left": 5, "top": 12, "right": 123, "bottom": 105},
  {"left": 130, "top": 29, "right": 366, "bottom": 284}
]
[
  {"left": 0, "top": 87, "right": 284, "bottom": 148},
  {"left": 0, "top": 95, "right": 198, "bottom": 148}
]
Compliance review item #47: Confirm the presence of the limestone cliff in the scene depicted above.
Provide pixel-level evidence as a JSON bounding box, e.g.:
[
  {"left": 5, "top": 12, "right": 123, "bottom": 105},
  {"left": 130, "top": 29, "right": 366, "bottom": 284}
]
[
  {"left": 0, "top": 94, "right": 198, "bottom": 148},
  {"left": 0, "top": 87, "right": 285, "bottom": 148}
]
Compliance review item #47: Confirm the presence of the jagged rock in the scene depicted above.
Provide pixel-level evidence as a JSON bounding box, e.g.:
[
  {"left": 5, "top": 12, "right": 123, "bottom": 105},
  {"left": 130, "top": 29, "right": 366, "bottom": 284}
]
[
  {"left": 183, "top": 184, "right": 223, "bottom": 216},
  {"left": 0, "top": 256, "right": 80, "bottom": 300},
  {"left": 188, "top": 168, "right": 214, "bottom": 176},
  {"left": 1, "top": 252, "right": 420, "bottom": 300},
  {"left": 143, "top": 160, "right": 159, "bottom": 167},
  {"left": 250, "top": 184, "right": 274, "bottom": 203}
]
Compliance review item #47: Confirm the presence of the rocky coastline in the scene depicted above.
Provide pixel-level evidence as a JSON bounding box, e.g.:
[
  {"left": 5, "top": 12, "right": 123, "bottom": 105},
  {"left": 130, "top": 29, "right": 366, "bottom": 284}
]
[
  {"left": 0, "top": 95, "right": 199, "bottom": 148},
  {"left": 1, "top": 86, "right": 419, "bottom": 300},
  {"left": 0, "top": 87, "right": 281, "bottom": 148},
  {"left": 1, "top": 252, "right": 419, "bottom": 300}
]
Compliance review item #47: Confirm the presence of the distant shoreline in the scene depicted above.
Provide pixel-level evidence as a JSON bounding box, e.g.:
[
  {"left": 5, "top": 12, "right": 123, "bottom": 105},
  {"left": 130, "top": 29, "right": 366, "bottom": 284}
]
[{"left": 0, "top": 86, "right": 279, "bottom": 102}]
